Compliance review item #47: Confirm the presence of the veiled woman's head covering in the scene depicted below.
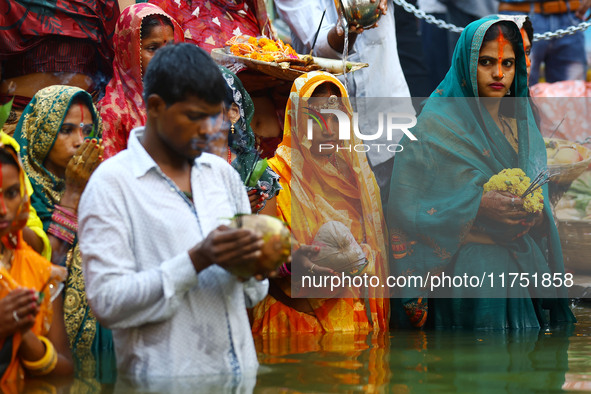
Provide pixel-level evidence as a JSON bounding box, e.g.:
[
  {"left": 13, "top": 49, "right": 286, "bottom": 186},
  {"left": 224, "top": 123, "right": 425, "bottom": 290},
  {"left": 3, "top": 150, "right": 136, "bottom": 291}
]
[
  {"left": 13, "top": 85, "right": 101, "bottom": 229},
  {"left": 219, "top": 66, "right": 281, "bottom": 200},
  {"left": 99, "top": 3, "right": 184, "bottom": 158}
]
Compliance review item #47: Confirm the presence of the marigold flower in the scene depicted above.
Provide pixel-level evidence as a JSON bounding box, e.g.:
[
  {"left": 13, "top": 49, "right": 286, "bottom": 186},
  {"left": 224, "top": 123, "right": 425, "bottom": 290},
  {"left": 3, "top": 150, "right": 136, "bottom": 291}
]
[
  {"left": 262, "top": 43, "right": 279, "bottom": 52},
  {"left": 483, "top": 168, "right": 544, "bottom": 213}
]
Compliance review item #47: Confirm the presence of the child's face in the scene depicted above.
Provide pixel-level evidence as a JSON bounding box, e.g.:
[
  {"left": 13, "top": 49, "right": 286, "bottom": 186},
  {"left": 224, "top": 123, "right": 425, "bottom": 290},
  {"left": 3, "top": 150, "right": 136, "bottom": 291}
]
[{"left": 154, "top": 94, "right": 224, "bottom": 160}]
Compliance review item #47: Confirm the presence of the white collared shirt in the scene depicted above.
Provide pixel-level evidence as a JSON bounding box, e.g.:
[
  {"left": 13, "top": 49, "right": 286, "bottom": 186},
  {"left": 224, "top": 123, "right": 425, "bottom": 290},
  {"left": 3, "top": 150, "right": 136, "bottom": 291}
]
[{"left": 79, "top": 127, "right": 268, "bottom": 379}]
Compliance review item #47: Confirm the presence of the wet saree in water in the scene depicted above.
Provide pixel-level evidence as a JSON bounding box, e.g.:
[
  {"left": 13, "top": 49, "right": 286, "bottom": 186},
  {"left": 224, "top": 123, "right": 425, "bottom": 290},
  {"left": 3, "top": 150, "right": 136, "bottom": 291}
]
[
  {"left": 251, "top": 72, "right": 389, "bottom": 334},
  {"left": 386, "top": 16, "right": 575, "bottom": 329}
]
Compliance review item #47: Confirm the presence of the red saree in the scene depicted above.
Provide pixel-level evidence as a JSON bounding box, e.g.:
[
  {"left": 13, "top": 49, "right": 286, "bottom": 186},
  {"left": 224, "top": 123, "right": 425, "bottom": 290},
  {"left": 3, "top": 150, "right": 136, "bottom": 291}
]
[
  {"left": 0, "top": 0, "right": 118, "bottom": 75},
  {"left": 148, "top": 0, "right": 273, "bottom": 52},
  {"left": 98, "top": 3, "right": 184, "bottom": 158}
]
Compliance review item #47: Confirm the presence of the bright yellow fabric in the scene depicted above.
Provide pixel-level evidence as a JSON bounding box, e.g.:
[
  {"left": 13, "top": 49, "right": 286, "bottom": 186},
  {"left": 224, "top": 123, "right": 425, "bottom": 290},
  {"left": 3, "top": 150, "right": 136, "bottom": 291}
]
[{"left": 251, "top": 72, "right": 389, "bottom": 334}]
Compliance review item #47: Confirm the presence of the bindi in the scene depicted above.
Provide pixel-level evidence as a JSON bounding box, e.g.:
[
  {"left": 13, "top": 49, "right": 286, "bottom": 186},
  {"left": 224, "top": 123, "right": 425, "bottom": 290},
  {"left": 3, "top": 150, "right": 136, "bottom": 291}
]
[{"left": 79, "top": 103, "right": 85, "bottom": 139}]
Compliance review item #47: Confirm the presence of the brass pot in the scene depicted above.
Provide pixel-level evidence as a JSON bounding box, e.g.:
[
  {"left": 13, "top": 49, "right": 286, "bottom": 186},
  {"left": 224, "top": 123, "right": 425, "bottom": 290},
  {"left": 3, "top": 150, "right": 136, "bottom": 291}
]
[{"left": 335, "top": 0, "right": 382, "bottom": 29}]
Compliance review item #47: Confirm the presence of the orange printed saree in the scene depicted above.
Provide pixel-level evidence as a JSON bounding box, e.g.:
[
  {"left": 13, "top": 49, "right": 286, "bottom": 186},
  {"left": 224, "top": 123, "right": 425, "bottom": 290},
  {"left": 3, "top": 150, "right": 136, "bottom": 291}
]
[
  {"left": 251, "top": 72, "right": 389, "bottom": 334},
  {"left": 0, "top": 142, "right": 64, "bottom": 392},
  {"left": 0, "top": 233, "right": 56, "bottom": 393}
]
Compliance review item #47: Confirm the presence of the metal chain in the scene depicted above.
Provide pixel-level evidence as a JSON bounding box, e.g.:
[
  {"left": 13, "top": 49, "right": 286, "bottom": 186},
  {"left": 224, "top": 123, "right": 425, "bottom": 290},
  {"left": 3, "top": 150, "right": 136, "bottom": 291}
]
[
  {"left": 393, "top": 0, "right": 591, "bottom": 41},
  {"left": 393, "top": 0, "right": 464, "bottom": 33}
]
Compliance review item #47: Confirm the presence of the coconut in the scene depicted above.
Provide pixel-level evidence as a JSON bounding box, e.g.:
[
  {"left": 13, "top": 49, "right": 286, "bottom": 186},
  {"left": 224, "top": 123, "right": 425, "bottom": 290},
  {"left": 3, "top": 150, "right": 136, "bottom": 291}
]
[
  {"left": 227, "top": 214, "right": 291, "bottom": 279},
  {"left": 311, "top": 221, "right": 368, "bottom": 276}
]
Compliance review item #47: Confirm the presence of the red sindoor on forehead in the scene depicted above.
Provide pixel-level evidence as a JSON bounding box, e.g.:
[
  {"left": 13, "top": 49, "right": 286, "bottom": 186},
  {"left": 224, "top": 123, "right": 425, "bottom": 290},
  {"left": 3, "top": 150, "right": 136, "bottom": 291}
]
[
  {"left": 520, "top": 29, "right": 531, "bottom": 67},
  {"left": 79, "top": 103, "right": 85, "bottom": 139},
  {"left": 496, "top": 26, "right": 508, "bottom": 78}
]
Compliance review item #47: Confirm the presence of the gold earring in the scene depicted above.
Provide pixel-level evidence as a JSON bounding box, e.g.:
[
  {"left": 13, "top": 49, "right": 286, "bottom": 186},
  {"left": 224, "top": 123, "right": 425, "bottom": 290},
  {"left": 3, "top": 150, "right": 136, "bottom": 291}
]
[{"left": 231, "top": 123, "right": 235, "bottom": 134}]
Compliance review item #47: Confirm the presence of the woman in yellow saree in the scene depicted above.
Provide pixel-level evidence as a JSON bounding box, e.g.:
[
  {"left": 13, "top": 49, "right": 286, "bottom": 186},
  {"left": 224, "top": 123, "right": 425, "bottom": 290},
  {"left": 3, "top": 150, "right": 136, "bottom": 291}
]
[{"left": 251, "top": 71, "right": 389, "bottom": 334}]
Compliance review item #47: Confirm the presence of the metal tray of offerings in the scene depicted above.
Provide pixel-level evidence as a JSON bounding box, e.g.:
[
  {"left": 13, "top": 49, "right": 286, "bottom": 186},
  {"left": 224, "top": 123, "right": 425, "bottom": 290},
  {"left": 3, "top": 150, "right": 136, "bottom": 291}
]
[
  {"left": 211, "top": 48, "right": 368, "bottom": 81},
  {"left": 546, "top": 138, "right": 591, "bottom": 186},
  {"left": 545, "top": 138, "right": 591, "bottom": 205}
]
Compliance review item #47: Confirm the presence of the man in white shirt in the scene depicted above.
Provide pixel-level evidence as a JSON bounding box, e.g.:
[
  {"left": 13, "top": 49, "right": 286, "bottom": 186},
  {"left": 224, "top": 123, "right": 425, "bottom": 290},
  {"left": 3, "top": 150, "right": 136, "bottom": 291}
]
[{"left": 79, "top": 43, "right": 269, "bottom": 382}]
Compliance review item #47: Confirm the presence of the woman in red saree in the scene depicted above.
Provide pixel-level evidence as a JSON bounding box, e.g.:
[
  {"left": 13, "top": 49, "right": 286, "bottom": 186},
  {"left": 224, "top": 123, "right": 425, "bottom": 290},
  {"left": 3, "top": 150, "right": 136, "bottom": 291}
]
[
  {"left": 0, "top": 0, "right": 119, "bottom": 135},
  {"left": 148, "top": 0, "right": 286, "bottom": 158},
  {"left": 98, "top": 3, "right": 184, "bottom": 158},
  {"left": 148, "top": 0, "right": 272, "bottom": 52}
]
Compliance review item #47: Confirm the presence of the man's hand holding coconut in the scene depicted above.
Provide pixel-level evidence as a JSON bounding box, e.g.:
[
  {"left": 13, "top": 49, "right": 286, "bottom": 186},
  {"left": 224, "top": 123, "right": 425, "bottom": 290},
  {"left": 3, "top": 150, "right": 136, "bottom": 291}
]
[{"left": 189, "top": 225, "right": 267, "bottom": 280}]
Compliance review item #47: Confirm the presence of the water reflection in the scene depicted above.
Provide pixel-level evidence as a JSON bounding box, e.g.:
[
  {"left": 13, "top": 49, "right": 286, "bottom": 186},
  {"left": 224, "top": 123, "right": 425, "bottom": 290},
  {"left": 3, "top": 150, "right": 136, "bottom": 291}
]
[
  {"left": 19, "top": 304, "right": 591, "bottom": 393},
  {"left": 255, "top": 326, "right": 573, "bottom": 393},
  {"left": 255, "top": 332, "right": 391, "bottom": 392}
]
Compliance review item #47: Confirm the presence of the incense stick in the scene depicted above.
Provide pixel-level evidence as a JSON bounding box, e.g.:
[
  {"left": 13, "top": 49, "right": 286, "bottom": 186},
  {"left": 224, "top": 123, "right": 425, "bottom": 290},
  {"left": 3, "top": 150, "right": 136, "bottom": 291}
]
[
  {"left": 548, "top": 116, "right": 566, "bottom": 139},
  {"left": 310, "top": 9, "right": 327, "bottom": 55},
  {"left": 520, "top": 170, "right": 550, "bottom": 199}
]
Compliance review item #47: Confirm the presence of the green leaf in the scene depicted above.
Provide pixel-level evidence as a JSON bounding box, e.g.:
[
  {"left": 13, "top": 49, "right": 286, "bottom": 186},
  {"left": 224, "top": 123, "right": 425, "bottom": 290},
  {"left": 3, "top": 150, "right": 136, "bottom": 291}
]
[
  {"left": 247, "top": 158, "right": 268, "bottom": 187},
  {"left": 0, "top": 98, "right": 14, "bottom": 131}
]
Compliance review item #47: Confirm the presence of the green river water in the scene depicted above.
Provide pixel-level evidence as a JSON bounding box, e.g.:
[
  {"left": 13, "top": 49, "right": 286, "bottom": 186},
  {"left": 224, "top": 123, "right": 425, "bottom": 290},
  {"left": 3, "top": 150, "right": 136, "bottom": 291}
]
[{"left": 21, "top": 302, "right": 591, "bottom": 393}]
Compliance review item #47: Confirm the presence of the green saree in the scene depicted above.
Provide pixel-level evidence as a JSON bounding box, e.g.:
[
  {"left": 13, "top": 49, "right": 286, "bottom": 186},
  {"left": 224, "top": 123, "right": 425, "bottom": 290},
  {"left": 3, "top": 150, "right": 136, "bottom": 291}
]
[
  {"left": 386, "top": 17, "right": 575, "bottom": 329},
  {"left": 13, "top": 85, "right": 116, "bottom": 381}
]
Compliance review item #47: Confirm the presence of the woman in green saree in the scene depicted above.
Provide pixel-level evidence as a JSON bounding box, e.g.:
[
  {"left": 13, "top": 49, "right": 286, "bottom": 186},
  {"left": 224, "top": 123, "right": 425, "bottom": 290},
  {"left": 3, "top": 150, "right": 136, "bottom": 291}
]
[
  {"left": 13, "top": 85, "right": 115, "bottom": 381},
  {"left": 387, "top": 17, "right": 575, "bottom": 329}
]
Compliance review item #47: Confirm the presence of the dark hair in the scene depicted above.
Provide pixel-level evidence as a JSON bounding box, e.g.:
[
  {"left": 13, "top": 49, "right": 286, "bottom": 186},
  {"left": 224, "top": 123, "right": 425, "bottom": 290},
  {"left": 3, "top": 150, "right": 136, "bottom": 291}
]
[
  {"left": 482, "top": 21, "right": 522, "bottom": 55},
  {"left": 66, "top": 93, "right": 98, "bottom": 133},
  {"left": 0, "top": 147, "right": 19, "bottom": 169},
  {"left": 68, "top": 92, "right": 92, "bottom": 112},
  {"left": 222, "top": 79, "right": 234, "bottom": 109},
  {"left": 522, "top": 17, "right": 533, "bottom": 43},
  {"left": 311, "top": 82, "right": 341, "bottom": 97},
  {"left": 69, "top": 94, "right": 89, "bottom": 108},
  {"left": 141, "top": 14, "right": 174, "bottom": 40},
  {"left": 143, "top": 43, "right": 227, "bottom": 106}
]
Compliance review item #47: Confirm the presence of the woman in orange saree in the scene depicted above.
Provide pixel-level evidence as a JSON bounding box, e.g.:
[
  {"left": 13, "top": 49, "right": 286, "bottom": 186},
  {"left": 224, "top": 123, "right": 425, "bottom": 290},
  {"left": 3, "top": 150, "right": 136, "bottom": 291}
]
[
  {"left": 0, "top": 144, "right": 71, "bottom": 393},
  {"left": 251, "top": 71, "right": 389, "bottom": 334}
]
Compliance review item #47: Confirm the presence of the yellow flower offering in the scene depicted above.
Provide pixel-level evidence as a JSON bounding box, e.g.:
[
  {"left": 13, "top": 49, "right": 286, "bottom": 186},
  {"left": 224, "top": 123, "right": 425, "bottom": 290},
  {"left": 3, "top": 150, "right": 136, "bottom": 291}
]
[
  {"left": 483, "top": 168, "right": 544, "bottom": 213},
  {"left": 226, "top": 35, "right": 299, "bottom": 62}
]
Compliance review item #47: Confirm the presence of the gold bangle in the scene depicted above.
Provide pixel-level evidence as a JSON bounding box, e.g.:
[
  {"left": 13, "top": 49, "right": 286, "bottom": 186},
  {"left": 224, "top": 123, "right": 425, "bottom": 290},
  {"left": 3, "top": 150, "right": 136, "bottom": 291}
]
[{"left": 21, "top": 336, "right": 58, "bottom": 375}]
